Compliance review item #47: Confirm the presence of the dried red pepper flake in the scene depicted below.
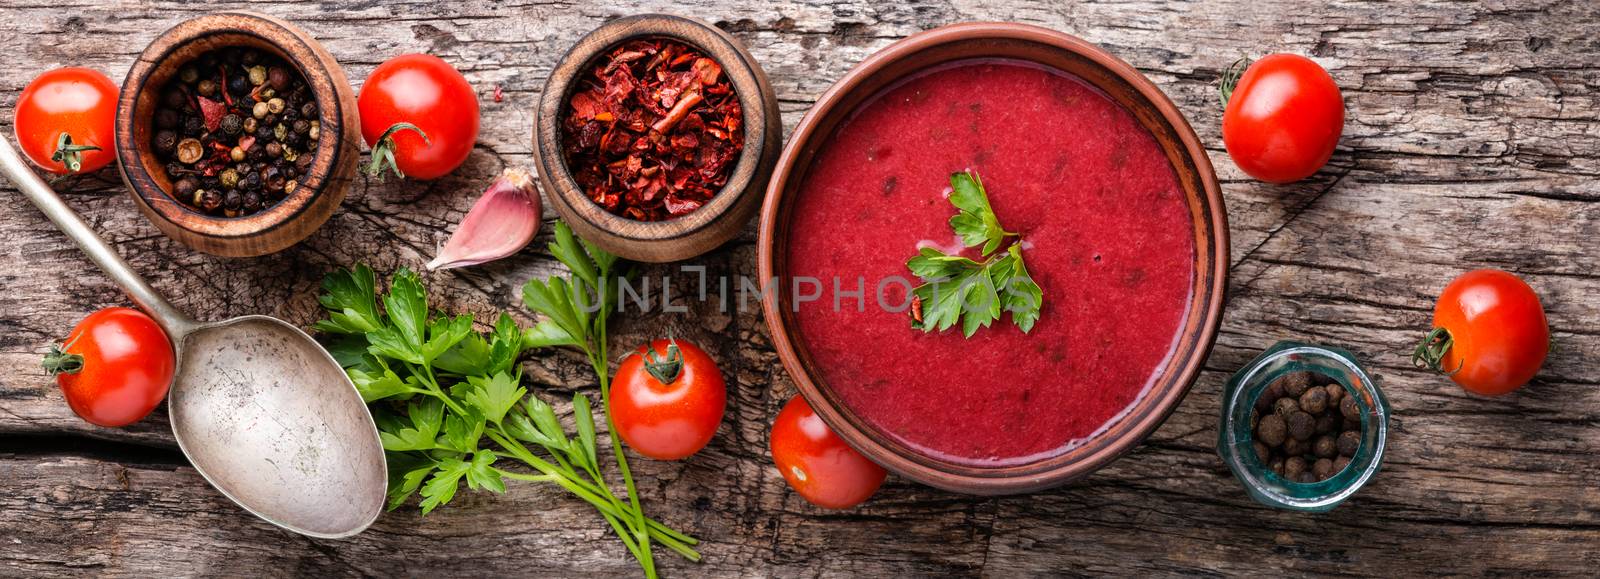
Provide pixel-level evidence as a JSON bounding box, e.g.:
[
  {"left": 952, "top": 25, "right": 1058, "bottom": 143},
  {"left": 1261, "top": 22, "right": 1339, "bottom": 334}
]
[
  {"left": 561, "top": 38, "right": 743, "bottom": 222},
  {"left": 198, "top": 97, "right": 228, "bottom": 132}
]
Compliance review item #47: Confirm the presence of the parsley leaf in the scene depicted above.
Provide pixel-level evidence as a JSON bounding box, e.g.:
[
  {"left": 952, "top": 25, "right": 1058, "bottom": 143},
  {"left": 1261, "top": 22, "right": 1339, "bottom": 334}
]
[
  {"left": 378, "top": 398, "right": 443, "bottom": 452},
  {"left": 349, "top": 364, "right": 418, "bottom": 403},
  {"left": 385, "top": 452, "right": 436, "bottom": 511},
  {"left": 997, "top": 245, "right": 1043, "bottom": 333},
  {"left": 315, "top": 224, "right": 699, "bottom": 576},
  {"left": 466, "top": 371, "right": 526, "bottom": 425},
  {"left": 464, "top": 451, "right": 506, "bottom": 493},
  {"left": 313, "top": 264, "right": 381, "bottom": 334},
  {"left": 382, "top": 268, "right": 429, "bottom": 352},
  {"left": 906, "top": 170, "right": 1043, "bottom": 336},
  {"left": 947, "top": 171, "right": 1016, "bottom": 256},
  {"left": 418, "top": 456, "right": 471, "bottom": 514},
  {"left": 440, "top": 407, "right": 485, "bottom": 454}
]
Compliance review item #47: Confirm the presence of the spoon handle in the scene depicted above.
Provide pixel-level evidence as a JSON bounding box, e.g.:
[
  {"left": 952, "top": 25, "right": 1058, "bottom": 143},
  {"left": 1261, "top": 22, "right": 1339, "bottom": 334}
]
[{"left": 0, "top": 136, "right": 198, "bottom": 338}]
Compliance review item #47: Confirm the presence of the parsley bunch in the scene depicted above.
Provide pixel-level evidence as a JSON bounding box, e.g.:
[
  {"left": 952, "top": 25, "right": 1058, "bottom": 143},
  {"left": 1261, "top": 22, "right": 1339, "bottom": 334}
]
[
  {"left": 315, "top": 222, "right": 696, "bottom": 577},
  {"left": 907, "top": 171, "right": 1044, "bottom": 337}
]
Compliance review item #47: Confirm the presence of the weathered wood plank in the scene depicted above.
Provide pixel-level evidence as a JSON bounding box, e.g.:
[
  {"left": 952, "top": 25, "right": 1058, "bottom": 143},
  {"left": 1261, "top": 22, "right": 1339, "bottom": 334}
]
[{"left": 1, "top": 0, "right": 1598, "bottom": 576}]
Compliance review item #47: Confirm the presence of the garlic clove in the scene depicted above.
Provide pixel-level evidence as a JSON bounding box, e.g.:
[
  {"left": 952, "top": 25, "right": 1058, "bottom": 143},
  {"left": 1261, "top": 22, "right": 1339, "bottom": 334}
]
[{"left": 427, "top": 167, "right": 542, "bottom": 270}]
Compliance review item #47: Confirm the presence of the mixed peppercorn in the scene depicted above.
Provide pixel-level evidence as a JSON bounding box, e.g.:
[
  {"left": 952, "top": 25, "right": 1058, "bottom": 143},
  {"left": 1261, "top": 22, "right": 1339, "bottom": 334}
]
[
  {"left": 151, "top": 47, "right": 320, "bottom": 217},
  {"left": 562, "top": 39, "right": 744, "bottom": 221},
  {"left": 1251, "top": 371, "right": 1363, "bottom": 483}
]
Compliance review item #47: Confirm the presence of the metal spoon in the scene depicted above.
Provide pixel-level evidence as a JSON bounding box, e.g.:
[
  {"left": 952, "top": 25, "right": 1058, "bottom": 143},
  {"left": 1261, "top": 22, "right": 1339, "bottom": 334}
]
[{"left": 0, "top": 137, "right": 386, "bottom": 539}]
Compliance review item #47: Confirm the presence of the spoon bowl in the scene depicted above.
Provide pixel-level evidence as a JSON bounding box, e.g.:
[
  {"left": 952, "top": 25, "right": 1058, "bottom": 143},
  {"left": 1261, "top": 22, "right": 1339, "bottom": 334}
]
[
  {"left": 170, "top": 316, "right": 385, "bottom": 538},
  {"left": 0, "top": 136, "right": 385, "bottom": 538}
]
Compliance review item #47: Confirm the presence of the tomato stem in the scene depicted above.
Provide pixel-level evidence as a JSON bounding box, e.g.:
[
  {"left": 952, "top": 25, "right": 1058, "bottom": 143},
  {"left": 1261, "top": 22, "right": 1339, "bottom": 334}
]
[
  {"left": 643, "top": 339, "right": 684, "bottom": 385},
  {"left": 1218, "top": 56, "right": 1253, "bottom": 108},
  {"left": 365, "top": 122, "right": 431, "bottom": 181},
  {"left": 1411, "top": 327, "right": 1464, "bottom": 376},
  {"left": 51, "top": 133, "right": 101, "bottom": 174},
  {"left": 41, "top": 342, "right": 84, "bottom": 375}
]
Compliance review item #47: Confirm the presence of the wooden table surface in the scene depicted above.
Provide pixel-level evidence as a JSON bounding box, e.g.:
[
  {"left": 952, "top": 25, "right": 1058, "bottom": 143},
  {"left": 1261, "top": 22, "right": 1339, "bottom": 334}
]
[{"left": 2, "top": 1, "right": 1597, "bottom": 576}]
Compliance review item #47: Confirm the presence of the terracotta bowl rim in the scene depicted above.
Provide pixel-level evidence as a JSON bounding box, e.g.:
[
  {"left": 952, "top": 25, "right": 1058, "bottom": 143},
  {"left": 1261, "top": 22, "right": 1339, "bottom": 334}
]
[
  {"left": 756, "top": 21, "right": 1229, "bottom": 494},
  {"left": 114, "top": 11, "right": 348, "bottom": 240},
  {"left": 533, "top": 13, "right": 774, "bottom": 243}
]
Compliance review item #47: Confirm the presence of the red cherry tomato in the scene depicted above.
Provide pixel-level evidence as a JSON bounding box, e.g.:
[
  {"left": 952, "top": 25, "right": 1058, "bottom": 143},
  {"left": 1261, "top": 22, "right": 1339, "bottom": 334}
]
[
  {"left": 1221, "top": 54, "right": 1344, "bottom": 184},
  {"left": 43, "top": 308, "right": 175, "bottom": 427},
  {"left": 14, "top": 67, "right": 119, "bottom": 175},
  {"left": 1414, "top": 269, "right": 1549, "bottom": 396},
  {"left": 609, "top": 339, "right": 726, "bottom": 460},
  {"left": 357, "top": 54, "right": 479, "bottom": 180},
  {"left": 769, "top": 395, "right": 885, "bottom": 509}
]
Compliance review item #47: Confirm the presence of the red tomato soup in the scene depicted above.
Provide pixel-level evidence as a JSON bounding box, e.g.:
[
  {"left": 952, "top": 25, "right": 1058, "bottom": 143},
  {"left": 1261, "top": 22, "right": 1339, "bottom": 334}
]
[{"left": 785, "top": 59, "right": 1194, "bottom": 466}]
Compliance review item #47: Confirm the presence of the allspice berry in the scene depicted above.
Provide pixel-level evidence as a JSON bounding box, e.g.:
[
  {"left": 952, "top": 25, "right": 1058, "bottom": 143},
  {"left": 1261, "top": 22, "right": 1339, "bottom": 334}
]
[
  {"left": 1315, "top": 412, "right": 1337, "bottom": 435},
  {"left": 1313, "top": 458, "right": 1335, "bottom": 479},
  {"left": 155, "top": 109, "right": 180, "bottom": 129},
  {"left": 268, "top": 66, "right": 291, "bottom": 90},
  {"left": 1283, "top": 436, "right": 1309, "bottom": 457},
  {"left": 1285, "top": 456, "right": 1307, "bottom": 479},
  {"left": 154, "top": 130, "right": 178, "bottom": 154},
  {"left": 1340, "top": 395, "right": 1361, "bottom": 421},
  {"left": 1274, "top": 396, "right": 1300, "bottom": 418},
  {"left": 173, "top": 177, "right": 198, "bottom": 200},
  {"left": 1287, "top": 411, "right": 1316, "bottom": 441},
  {"left": 1257, "top": 414, "right": 1288, "bottom": 447},
  {"left": 1337, "top": 430, "right": 1361, "bottom": 456},
  {"left": 1252, "top": 441, "right": 1271, "bottom": 462},
  {"left": 1255, "top": 392, "right": 1275, "bottom": 415},
  {"left": 1282, "top": 372, "right": 1312, "bottom": 397},
  {"left": 1324, "top": 383, "right": 1344, "bottom": 404},
  {"left": 1299, "top": 386, "right": 1328, "bottom": 414},
  {"left": 1313, "top": 435, "right": 1337, "bottom": 458},
  {"left": 162, "top": 88, "right": 186, "bottom": 109}
]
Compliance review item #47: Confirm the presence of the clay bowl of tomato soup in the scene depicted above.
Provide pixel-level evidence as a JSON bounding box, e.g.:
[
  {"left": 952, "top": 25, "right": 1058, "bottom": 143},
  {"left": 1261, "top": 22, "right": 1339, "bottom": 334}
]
[
  {"left": 534, "top": 14, "right": 781, "bottom": 263},
  {"left": 115, "top": 12, "right": 361, "bottom": 257},
  {"left": 759, "top": 22, "right": 1228, "bottom": 494}
]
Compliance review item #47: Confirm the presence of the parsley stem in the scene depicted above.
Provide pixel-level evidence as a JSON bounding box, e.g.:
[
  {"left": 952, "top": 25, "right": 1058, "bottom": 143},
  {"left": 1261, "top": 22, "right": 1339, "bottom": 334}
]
[
  {"left": 496, "top": 466, "right": 647, "bottom": 562},
  {"left": 589, "top": 264, "right": 659, "bottom": 576},
  {"left": 496, "top": 424, "right": 636, "bottom": 544},
  {"left": 497, "top": 471, "right": 557, "bottom": 483},
  {"left": 406, "top": 360, "right": 469, "bottom": 416},
  {"left": 489, "top": 432, "right": 701, "bottom": 562}
]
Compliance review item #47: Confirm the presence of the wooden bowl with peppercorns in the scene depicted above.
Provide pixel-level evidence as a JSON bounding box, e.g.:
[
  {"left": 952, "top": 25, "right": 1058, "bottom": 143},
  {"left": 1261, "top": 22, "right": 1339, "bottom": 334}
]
[
  {"left": 115, "top": 12, "right": 360, "bottom": 257},
  {"left": 533, "top": 14, "right": 781, "bottom": 263}
]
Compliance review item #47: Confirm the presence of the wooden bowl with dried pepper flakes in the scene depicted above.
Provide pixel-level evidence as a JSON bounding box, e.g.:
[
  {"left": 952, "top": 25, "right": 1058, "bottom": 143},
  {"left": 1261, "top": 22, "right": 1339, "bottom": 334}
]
[
  {"left": 535, "top": 14, "right": 781, "bottom": 263},
  {"left": 115, "top": 12, "right": 361, "bottom": 257}
]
